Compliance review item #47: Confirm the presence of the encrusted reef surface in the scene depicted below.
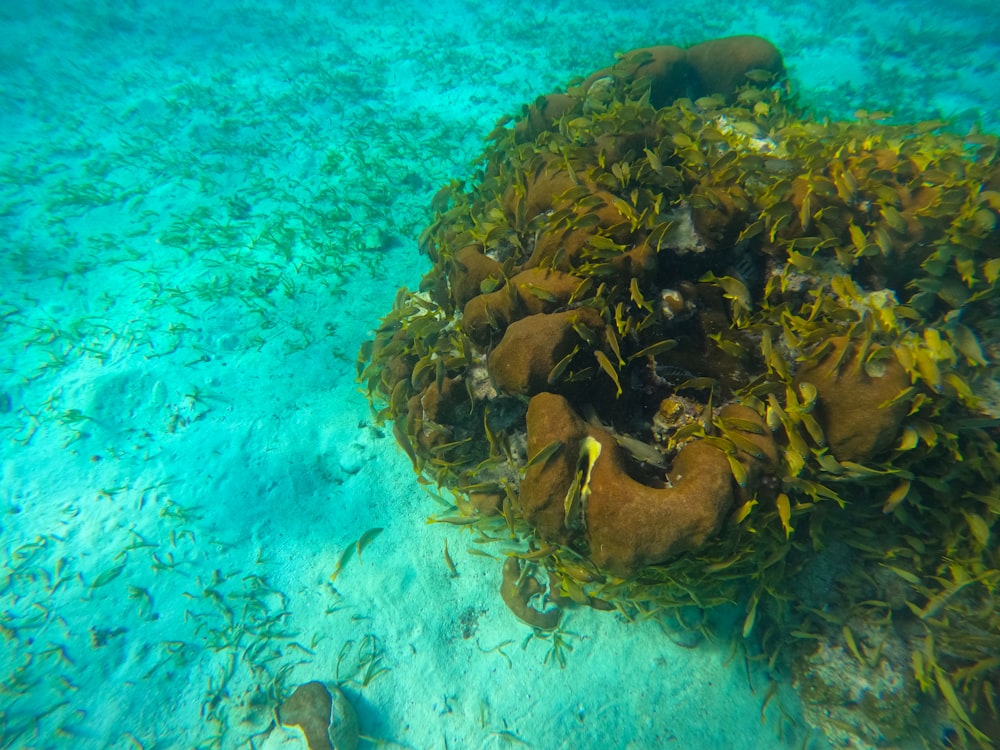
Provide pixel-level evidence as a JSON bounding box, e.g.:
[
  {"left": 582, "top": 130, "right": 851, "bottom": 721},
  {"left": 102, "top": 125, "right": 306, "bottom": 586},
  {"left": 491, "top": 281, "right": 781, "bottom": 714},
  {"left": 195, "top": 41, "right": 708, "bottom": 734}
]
[{"left": 359, "top": 35, "right": 1000, "bottom": 746}]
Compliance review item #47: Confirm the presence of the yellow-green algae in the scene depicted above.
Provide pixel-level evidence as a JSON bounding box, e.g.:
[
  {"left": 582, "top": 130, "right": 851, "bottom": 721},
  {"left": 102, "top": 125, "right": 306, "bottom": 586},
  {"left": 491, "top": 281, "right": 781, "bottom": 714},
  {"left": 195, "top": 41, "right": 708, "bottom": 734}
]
[{"left": 358, "top": 41, "right": 1000, "bottom": 746}]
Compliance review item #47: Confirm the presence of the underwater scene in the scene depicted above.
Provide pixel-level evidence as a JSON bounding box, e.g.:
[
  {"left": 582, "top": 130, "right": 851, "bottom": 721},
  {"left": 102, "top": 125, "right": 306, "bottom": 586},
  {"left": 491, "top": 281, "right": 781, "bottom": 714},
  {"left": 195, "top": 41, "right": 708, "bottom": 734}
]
[{"left": 2, "top": 0, "right": 1000, "bottom": 748}]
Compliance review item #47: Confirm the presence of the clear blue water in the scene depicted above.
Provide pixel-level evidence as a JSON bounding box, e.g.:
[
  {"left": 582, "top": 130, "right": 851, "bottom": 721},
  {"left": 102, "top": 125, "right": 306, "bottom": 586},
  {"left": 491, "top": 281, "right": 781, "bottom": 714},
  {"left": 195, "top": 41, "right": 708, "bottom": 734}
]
[{"left": 1, "top": 1, "right": 998, "bottom": 748}]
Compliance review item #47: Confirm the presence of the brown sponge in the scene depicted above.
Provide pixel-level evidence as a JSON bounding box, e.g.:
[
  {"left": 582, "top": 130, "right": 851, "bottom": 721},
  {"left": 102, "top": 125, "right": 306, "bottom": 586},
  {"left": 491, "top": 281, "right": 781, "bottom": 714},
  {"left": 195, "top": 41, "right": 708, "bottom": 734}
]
[
  {"left": 499, "top": 556, "right": 562, "bottom": 630},
  {"left": 512, "top": 35, "right": 783, "bottom": 145},
  {"left": 487, "top": 308, "right": 605, "bottom": 396},
  {"left": 686, "top": 35, "right": 785, "bottom": 101},
  {"left": 795, "top": 336, "right": 910, "bottom": 462},
  {"left": 276, "top": 681, "right": 359, "bottom": 750},
  {"left": 582, "top": 44, "right": 693, "bottom": 109},
  {"left": 521, "top": 392, "right": 737, "bottom": 576},
  {"left": 462, "top": 267, "right": 584, "bottom": 347},
  {"left": 449, "top": 244, "right": 503, "bottom": 308}
]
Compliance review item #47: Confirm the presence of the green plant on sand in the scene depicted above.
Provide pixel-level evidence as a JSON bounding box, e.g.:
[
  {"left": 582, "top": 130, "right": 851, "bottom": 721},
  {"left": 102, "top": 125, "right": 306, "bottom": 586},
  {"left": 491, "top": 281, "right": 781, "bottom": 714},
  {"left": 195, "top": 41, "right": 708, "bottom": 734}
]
[{"left": 358, "top": 35, "right": 1000, "bottom": 747}]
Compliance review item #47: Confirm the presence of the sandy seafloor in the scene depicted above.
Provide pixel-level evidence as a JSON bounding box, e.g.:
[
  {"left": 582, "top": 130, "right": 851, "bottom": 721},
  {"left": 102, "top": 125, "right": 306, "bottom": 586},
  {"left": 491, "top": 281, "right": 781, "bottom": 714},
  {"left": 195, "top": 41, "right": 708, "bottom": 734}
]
[{"left": 1, "top": 0, "right": 999, "bottom": 748}]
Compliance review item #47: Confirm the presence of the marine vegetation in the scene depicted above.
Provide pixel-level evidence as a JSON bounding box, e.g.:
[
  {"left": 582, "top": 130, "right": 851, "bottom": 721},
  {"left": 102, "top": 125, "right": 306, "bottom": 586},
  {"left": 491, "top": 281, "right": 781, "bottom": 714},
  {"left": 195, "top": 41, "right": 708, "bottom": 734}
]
[{"left": 358, "top": 35, "right": 1000, "bottom": 747}]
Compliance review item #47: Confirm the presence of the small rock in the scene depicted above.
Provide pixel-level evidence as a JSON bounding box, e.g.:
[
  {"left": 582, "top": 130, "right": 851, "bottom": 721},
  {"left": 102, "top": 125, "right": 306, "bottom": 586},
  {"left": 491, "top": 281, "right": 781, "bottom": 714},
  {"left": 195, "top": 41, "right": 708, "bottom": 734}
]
[
  {"left": 338, "top": 443, "right": 366, "bottom": 475},
  {"left": 150, "top": 381, "right": 167, "bottom": 408}
]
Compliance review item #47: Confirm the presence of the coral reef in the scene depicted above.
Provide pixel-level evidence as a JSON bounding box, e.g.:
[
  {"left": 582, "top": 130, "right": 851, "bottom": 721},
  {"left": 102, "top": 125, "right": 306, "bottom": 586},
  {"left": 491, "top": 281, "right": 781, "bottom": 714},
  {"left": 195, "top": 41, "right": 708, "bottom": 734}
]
[{"left": 359, "top": 34, "right": 1000, "bottom": 746}]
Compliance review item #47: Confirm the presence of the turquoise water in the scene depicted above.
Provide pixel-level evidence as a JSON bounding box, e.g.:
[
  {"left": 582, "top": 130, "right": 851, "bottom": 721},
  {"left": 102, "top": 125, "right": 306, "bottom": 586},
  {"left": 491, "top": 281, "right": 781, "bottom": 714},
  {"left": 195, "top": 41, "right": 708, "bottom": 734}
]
[{"left": 1, "top": 1, "right": 998, "bottom": 748}]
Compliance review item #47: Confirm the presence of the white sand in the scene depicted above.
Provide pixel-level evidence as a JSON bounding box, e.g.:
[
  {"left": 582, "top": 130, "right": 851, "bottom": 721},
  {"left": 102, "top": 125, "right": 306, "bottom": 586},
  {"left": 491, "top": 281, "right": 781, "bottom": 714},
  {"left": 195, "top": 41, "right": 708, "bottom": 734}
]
[{"left": 1, "top": 1, "right": 995, "bottom": 748}]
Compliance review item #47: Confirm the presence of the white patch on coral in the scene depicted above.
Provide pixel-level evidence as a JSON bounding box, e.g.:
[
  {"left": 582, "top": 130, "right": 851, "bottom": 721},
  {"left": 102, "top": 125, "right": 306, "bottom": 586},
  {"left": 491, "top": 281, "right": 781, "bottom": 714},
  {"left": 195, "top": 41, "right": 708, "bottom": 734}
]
[
  {"left": 659, "top": 201, "right": 706, "bottom": 255},
  {"left": 466, "top": 363, "right": 498, "bottom": 401}
]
